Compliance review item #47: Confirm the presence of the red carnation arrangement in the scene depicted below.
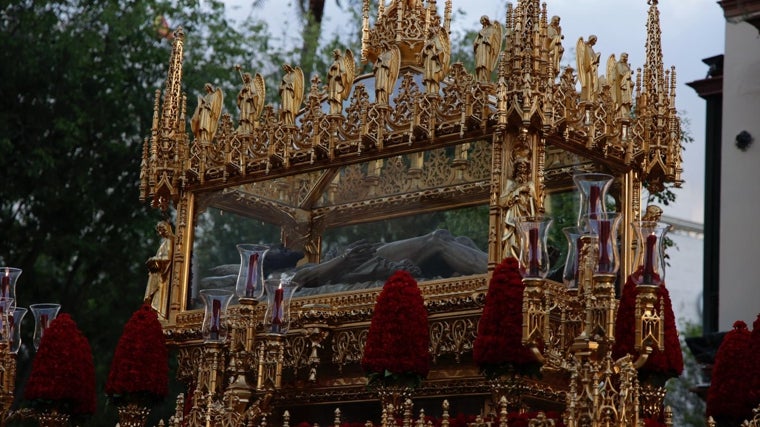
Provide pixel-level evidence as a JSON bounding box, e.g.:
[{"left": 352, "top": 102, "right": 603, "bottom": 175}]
[
  {"left": 361, "top": 270, "right": 430, "bottom": 387},
  {"left": 24, "top": 313, "right": 96, "bottom": 416},
  {"left": 612, "top": 272, "right": 683, "bottom": 384},
  {"left": 106, "top": 303, "right": 169, "bottom": 403},
  {"left": 706, "top": 320, "right": 754, "bottom": 424},
  {"left": 473, "top": 257, "right": 540, "bottom": 378}
]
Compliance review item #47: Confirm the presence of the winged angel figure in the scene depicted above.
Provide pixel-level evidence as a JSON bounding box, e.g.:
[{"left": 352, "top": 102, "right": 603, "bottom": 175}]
[
  {"left": 473, "top": 16, "right": 502, "bottom": 83},
  {"left": 576, "top": 35, "right": 601, "bottom": 102},
  {"left": 191, "top": 83, "right": 224, "bottom": 142},
  {"left": 605, "top": 53, "right": 633, "bottom": 117},
  {"left": 236, "top": 69, "right": 266, "bottom": 133},
  {"left": 328, "top": 49, "right": 355, "bottom": 115},
  {"left": 279, "top": 64, "right": 304, "bottom": 126},
  {"left": 422, "top": 26, "right": 451, "bottom": 94},
  {"left": 373, "top": 41, "right": 401, "bottom": 105}
]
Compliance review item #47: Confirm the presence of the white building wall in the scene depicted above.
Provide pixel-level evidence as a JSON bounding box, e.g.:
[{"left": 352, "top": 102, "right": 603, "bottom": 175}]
[{"left": 718, "top": 21, "right": 760, "bottom": 330}]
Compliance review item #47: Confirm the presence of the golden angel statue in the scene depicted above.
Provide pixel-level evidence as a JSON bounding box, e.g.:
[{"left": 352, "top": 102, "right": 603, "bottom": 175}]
[
  {"left": 576, "top": 35, "right": 601, "bottom": 102},
  {"left": 605, "top": 52, "right": 633, "bottom": 118},
  {"left": 145, "top": 221, "right": 174, "bottom": 317},
  {"left": 473, "top": 15, "right": 502, "bottom": 83},
  {"left": 373, "top": 41, "right": 401, "bottom": 105},
  {"left": 279, "top": 64, "right": 304, "bottom": 126},
  {"left": 190, "top": 83, "right": 224, "bottom": 142},
  {"left": 545, "top": 16, "right": 565, "bottom": 76},
  {"left": 236, "top": 67, "right": 266, "bottom": 133},
  {"left": 327, "top": 48, "right": 355, "bottom": 115},
  {"left": 500, "top": 156, "right": 536, "bottom": 259},
  {"left": 421, "top": 26, "right": 451, "bottom": 94}
]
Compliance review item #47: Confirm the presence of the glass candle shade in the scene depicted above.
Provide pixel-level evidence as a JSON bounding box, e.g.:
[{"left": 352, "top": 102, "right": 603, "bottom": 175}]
[
  {"left": 0, "top": 267, "right": 21, "bottom": 302},
  {"left": 264, "top": 274, "right": 299, "bottom": 335},
  {"left": 562, "top": 227, "right": 585, "bottom": 289},
  {"left": 200, "top": 289, "right": 234, "bottom": 343},
  {"left": 235, "top": 244, "right": 270, "bottom": 300},
  {"left": 631, "top": 221, "right": 671, "bottom": 285},
  {"left": 573, "top": 173, "right": 614, "bottom": 230},
  {"left": 583, "top": 212, "right": 623, "bottom": 275},
  {"left": 516, "top": 216, "right": 553, "bottom": 279},
  {"left": 9, "top": 307, "right": 26, "bottom": 354},
  {"left": 30, "top": 303, "right": 61, "bottom": 351}
]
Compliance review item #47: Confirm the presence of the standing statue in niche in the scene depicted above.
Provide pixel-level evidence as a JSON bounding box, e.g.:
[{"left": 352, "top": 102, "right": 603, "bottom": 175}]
[
  {"left": 190, "top": 83, "right": 224, "bottom": 142},
  {"left": 373, "top": 41, "right": 400, "bottom": 105},
  {"left": 235, "top": 67, "right": 266, "bottom": 133},
  {"left": 473, "top": 15, "right": 502, "bottom": 83},
  {"left": 576, "top": 35, "right": 601, "bottom": 102},
  {"left": 421, "top": 26, "right": 450, "bottom": 94},
  {"left": 145, "top": 221, "right": 174, "bottom": 316},
  {"left": 279, "top": 64, "right": 304, "bottom": 126},
  {"left": 546, "top": 16, "right": 564, "bottom": 76},
  {"left": 500, "top": 157, "right": 537, "bottom": 259},
  {"left": 606, "top": 52, "right": 633, "bottom": 118},
  {"left": 327, "top": 49, "right": 355, "bottom": 115}
]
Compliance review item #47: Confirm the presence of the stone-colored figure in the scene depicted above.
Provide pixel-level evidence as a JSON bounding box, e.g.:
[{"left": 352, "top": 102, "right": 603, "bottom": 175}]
[
  {"left": 236, "top": 69, "right": 266, "bottom": 133},
  {"left": 576, "top": 35, "right": 601, "bottom": 102},
  {"left": 421, "top": 26, "right": 450, "bottom": 94},
  {"left": 327, "top": 49, "right": 355, "bottom": 115},
  {"left": 190, "top": 83, "right": 224, "bottom": 142},
  {"left": 145, "top": 221, "right": 174, "bottom": 316},
  {"left": 473, "top": 15, "right": 502, "bottom": 83},
  {"left": 500, "top": 157, "right": 537, "bottom": 259},
  {"left": 373, "top": 42, "right": 400, "bottom": 105},
  {"left": 642, "top": 204, "right": 663, "bottom": 222},
  {"left": 546, "top": 16, "right": 564, "bottom": 75},
  {"left": 279, "top": 64, "right": 304, "bottom": 126},
  {"left": 606, "top": 52, "right": 633, "bottom": 117}
]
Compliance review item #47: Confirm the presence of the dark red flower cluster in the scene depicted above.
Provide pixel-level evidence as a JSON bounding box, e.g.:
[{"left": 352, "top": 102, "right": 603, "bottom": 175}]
[
  {"left": 643, "top": 417, "right": 666, "bottom": 427},
  {"left": 473, "top": 257, "right": 540, "bottom": 377},
  {"left": 24, "top": 313, "right": 96, "bottom": 415},
  {"left": 612, "top": 272, "right": 683, "bottom": 382},
  {"left": 106, "top": 303, "right": 169, "bottom": 401},
  {"left": 707, "top": 320, "right": 755, "bottom": 422},
  {"left": 361, "top": 270, "right": 430, "bottom": 382}
]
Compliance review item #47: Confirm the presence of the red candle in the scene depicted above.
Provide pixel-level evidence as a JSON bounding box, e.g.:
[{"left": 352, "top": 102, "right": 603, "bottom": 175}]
[
  {"left": 1, "top": 269, "right": 9, "bottom": 298},
  {"left": 245, "top": 253, "right": 259, "bottom": 298},
  {"left": 589, "top": 186, "right": 601, "bottom": 219},
  {"left": 643, "top": 233, "right": 657, "bottom": 283},
  {"left": 598, "top": 220, "right": 611, "bottom": 272},
  {"left": 210, "top": 299, "right": 221, "bottom": 340},
  {"left": 529, "top": 227, "right": 540, "bottom": 276},
  {"left": 272, "top": 283, "right": 284, "bottom": 333}
]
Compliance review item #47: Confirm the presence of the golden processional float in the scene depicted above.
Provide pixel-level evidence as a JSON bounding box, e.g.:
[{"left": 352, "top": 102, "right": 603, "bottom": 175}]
[{"left": 136, "top": 0, "right": 697, "bottom": 425}]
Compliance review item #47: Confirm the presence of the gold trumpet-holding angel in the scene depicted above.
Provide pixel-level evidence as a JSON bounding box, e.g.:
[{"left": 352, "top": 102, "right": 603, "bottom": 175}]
[
  {"left": 279, "top": 64, "right": 304, "bottom": 126},
  {"left": 235, "top": 65, "right": 266, "bottom": 133},
  {"left": 190, "top": 83, "right": 224, "bottom": 142},
  {"left": 327, "top": 49, "right": 355, "bottom": 115}
]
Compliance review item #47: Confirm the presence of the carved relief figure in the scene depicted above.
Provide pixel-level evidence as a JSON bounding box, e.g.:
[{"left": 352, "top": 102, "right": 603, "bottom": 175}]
[
  {"left": 236, "top": 69, "right": 266, "bottom": 133},
  {"left": 279, "top": 64, "right": 304, "bottom": 126},
  {"left": 473, "top": 15, "right": 502, "bottom": 83},
  {"left": 546, "top": 16, "right": 564, "bottom": 75},
  {"left": 190, "top": 83, "right": 224, "bottom": 142},
  {"left": 145, "top": 221, "right": 174, "bottom": 316},
  {"left": 373, "top": 42, "right": 401, "bottom": 105},
  {"left": 327, "top": 49, "right": 355, "bottom": 115},
  {"left": 576, "top": 35, "right": 600, "bottom": 102},
  {"left": 500, "top": 156, "right": 537, "bottom": 259},
  {"left": 606, "top": 52, "right": 633, "bottom": 117},
  {"left": 421, "top": 26, "right": 450, "bottom": 94}
]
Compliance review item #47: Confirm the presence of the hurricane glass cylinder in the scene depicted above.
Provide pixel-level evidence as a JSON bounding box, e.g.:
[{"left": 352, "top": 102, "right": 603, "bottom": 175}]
[
  {"left": 631, "top": 221, "right": 670, "bottom": 285},
  {"left": 264, "top": 275, "right": 299, "bottom": 335},
  {"left": 30, "top": 303, "right": 61, "bottom": 350},
  {"left": 583, "top": 212, "right": 623, "bottom": 275},
  {"left": 235, "top": 244, "right": 270, "bottom": 300},
  {"left": 0, "top": 267, "right": 21, "bottom": 302},
  {"left": 516, "top": 216, "right": 553, "bottom": 279},
  {"left": 9, "top": 306, "right": 26, "bottom": 354},
  {"left": 0, "top": 297, "right": 14, "bottom": 342},
  {"left": 562, "top": 226, "right": 584, "bottom": 289},
  {"left": 200, "top": 289, "right": 234, "bottom": 342},
  {"left": 573, "top": 173, "right": 614, "bottom": 230}
]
